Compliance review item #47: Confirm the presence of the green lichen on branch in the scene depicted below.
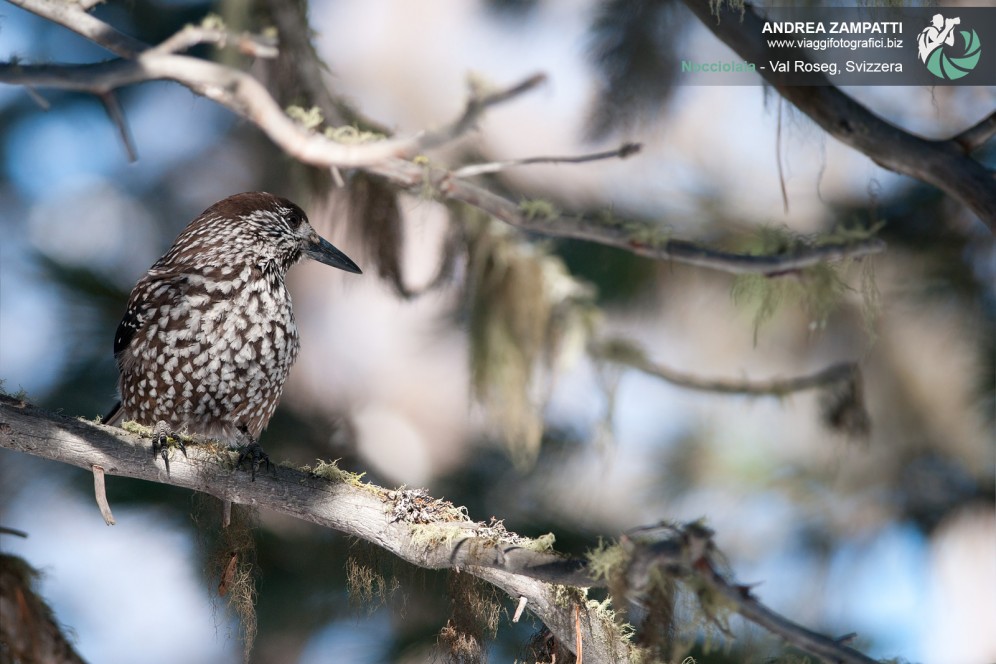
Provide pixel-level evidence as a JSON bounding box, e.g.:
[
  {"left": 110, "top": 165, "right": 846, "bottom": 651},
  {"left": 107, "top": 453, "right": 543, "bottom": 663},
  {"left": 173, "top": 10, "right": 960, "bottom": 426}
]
[
  {"left": 119, "top": 419, "right": 202, "bottom": 456},
  {"left": 586, "top": 538, "right": 630, "bottom": 585},
  {"left": 624, "top": 220, "right": 671, "bottom": 249},
  {"left": 440, "top": 571, "right": 501, "bottom": 663},
  {"left": 0, "top": 380, "right": 28, "bottom": 402},
  {"left": 286, "top": 104, "right": 324, "bottom": 131},
  {"left": 390, "top": 487, "right": 470, "bottom": 525},
  {"left": 117, "top": 420, "right": 194, "bottom": 446},
  {"left": 345, "top": 555, "right": 400, "bottom": 611},
  {"left": 730, "top": 224, "right": 880, "bottom": 344},
  {"left": 284, "top": 105, "right": 386, "bottom": 144},
  {"left": 518, "top": 198, "right": 561, "bottom": 222},
  {"left": 192, "top": 499, "right": 259, "bottom": 664},
  {"left": 589, "top": 337, "right": 648, "bottom": 367},
  {"left": 815, "top": 219, "right": 885, "bottom": 245},
  {"left": 409, "top": 522, "right": 473, "bottom": 550},
  {"left": 708, "top": 0, "right": 746, "bottom": 18},
  {"left": 552, "top": 583, "right": 588, "bottom": 609},
  {"left": 198, "top": 13, "right": 226, "bottom": 30},
  {"left": 464, "top": 213, "right": 597, "bottom": 466},
  {"left": 525, "top": 532, "right": 557, "bottom": 553},
  {"left": 303, "top": 458, "right": 364, "bottom": 485},
  {"left": 324, "top": 125, "right": 387, "bottom": 144}
]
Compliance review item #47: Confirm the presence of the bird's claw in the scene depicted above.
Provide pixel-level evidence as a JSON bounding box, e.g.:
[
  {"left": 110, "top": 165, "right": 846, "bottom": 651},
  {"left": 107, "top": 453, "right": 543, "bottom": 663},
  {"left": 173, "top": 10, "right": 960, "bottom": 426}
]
[
  {"left": 236, "top": 442, "right": 272, "bottom": 481},
  {"left": 151, "top": 420, "right": 185, "bottom": 475}
]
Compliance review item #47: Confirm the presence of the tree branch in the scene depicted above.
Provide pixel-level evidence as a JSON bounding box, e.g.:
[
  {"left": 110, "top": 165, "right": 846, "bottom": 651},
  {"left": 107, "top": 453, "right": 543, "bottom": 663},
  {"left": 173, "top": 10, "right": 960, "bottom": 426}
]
[
  {"left": 8, "top": 0, "right": 148, "bottom": 58},
  {"left": 953, "top": 112, "right": 996, "bottom": 154},
  {"left": 0, "top": 56, "right": 426, "bottom": 168},
  {"left": 2, "top": 396, "right": 883, "bottom": 663},
  {"left": 592, "top": 338, "right": 859, "bottom": 396},
  {"left": 450, "top": 142, "right": 642, "bottom": 178},
  {"left": 0, "top": 0, "right": 543, "bottom": 169},
  {"left": 149, "top": 23, "right": 278, "bottom": 58},
  {"left": 418, "top": 73, "right": 548, "bottom": 151},
  {"left": 682, "top": 0, "right": 996, "bottom": 228},
  {"left": 0, "top": 395, "right": 624, "bottom": 662},
  {"left": 1, "top": 0, "right": 886, "bottom": 276},
  {"left": 623, "top": 524, "right": 879, "bottom": 664},
  {"left": 420, "top": 161, "right": 885, "bottom": 275}
]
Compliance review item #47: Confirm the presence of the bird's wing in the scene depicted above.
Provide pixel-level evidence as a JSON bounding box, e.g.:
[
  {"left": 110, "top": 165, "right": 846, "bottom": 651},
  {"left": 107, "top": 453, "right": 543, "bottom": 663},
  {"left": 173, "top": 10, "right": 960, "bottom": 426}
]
[{"left": 113, "top": 272, "right": 190, "bottom": 359}]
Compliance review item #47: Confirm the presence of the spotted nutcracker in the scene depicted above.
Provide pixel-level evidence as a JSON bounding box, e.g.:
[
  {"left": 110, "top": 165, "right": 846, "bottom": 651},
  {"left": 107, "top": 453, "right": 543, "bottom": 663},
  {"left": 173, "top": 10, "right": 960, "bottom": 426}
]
[{"left": 103, "top": 192, "right": 361, "bottom": 477}]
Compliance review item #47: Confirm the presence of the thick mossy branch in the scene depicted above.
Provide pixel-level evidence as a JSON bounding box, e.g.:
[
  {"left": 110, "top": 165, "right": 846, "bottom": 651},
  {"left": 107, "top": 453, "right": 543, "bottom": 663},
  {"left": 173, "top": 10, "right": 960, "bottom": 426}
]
[{"left": 1, "top": 397, "right": 880, "bottom": 664}]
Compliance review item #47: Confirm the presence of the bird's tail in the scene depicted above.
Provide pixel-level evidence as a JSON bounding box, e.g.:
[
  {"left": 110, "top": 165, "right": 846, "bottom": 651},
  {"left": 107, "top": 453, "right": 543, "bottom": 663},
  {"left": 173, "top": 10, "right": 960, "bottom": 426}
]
[{"left": 102, "top": 401, "right": 124, "bottom": 426}]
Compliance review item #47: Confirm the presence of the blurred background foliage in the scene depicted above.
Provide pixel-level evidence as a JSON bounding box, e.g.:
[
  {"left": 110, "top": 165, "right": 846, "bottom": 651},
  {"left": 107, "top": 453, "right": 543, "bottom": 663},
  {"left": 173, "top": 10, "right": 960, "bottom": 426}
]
[{"left": 1, "top": 0, "right": 994, "bottom": 663}]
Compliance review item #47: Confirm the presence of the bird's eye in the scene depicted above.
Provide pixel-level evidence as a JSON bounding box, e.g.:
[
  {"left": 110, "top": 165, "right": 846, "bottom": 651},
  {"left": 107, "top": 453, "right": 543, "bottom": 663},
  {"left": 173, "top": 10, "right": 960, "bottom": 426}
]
[{"left": 287, "top": 213, "right": 303, "bottom": 229}]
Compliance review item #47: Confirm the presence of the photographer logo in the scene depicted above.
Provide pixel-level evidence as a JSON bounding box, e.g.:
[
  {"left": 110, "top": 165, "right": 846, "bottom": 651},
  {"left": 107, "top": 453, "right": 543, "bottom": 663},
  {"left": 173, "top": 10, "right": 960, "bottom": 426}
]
[{"left": 917, "top": 14, "right": 982, "bottom": 79}]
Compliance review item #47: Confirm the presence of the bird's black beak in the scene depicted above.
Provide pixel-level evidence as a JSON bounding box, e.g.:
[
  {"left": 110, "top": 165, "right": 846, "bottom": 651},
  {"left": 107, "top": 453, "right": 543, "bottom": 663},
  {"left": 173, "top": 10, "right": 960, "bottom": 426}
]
[{"left": 303, "top": 235, "right": 362, "bottom": 274}]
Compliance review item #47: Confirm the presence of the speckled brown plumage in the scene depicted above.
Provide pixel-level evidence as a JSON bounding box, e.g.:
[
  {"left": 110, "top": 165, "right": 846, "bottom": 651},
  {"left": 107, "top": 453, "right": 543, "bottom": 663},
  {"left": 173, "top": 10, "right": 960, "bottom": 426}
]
[{"left": 105, "top": 192, "right": 361, "bottom": 476}]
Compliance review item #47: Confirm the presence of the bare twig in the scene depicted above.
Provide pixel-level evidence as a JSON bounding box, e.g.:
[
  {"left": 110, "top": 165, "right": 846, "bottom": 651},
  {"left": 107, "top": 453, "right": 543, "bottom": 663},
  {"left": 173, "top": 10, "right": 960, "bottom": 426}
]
[
  {"left": 98, "top": 91, "right": 136, "bottom": 163},
  {"left": 151, "top": 25, "right": 278, "bottom": 59},
  {"left": 513, "top": 595, "right": 528, "bottom": 622},
  {"left": 0, "top": 396, "right": 886, "bottom": 664},
  {"left": 418, "top": 73, "right": 547, "bottom": 151},
  {"left": 682, "top": 0, "right": 996, "bottom": 227},
  {"left": 451, "top": 142, "right": 641, "bottom": 178},
  {"left": 23, "top": 86, "right": 50, "bottom": 110},
  {"left": 574, "top": 603, "right": 583, "bottom": 663},
  {"left": 8, "top": 0, "right": 148, "bottom": 58},
  {"left": 91, "top": 465, "right": 116, "bottom": 525},
  {"left": 776, "top": 99, "right": 789, "bottom": 214}
]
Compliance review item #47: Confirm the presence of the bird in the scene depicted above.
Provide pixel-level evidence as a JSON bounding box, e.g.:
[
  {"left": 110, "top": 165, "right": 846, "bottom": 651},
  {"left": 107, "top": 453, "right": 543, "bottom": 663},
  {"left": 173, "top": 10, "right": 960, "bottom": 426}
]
[{"left": 103, "top": 192, "right": 361, "bottom": 478}]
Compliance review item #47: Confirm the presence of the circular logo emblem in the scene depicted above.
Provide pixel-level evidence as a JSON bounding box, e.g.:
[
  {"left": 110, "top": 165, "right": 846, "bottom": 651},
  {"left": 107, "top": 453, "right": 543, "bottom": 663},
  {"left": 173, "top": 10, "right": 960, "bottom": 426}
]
[{"left": 918, "top": 15, "right": 982, "bottom": 80}]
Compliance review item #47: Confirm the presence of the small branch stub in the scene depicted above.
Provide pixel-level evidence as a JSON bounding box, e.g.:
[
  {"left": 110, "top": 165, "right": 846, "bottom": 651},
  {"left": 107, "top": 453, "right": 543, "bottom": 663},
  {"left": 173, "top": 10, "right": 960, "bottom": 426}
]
[
  {"left": 92, "top": 465, "right": 116, "bottom": 526},
  {"left": 513, "top": 595, "right": 528, "bottom": 623}
]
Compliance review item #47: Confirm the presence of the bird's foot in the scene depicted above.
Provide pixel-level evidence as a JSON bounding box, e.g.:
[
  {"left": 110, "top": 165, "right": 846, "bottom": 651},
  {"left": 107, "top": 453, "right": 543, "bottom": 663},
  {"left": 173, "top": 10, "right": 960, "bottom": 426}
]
[
  {"left": 236, "top": 441, "right": 272, "bottom": 481},
  {"left": 151, "top": 420, "right": 186, "bottom": 476}
]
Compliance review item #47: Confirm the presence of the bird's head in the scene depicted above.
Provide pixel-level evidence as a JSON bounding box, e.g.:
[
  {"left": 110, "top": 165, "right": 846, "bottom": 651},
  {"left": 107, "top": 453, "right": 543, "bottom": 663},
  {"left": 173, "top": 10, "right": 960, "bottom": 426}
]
[{"left": 162, "top": 192, "right": 362, "bottom": 276}]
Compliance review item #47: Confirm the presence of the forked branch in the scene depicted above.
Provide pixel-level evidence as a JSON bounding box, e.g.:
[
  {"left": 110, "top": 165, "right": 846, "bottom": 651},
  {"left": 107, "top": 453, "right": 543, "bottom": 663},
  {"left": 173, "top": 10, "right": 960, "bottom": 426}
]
[{"left": 0, "top": 0, "right": 888, "bottom": 276}]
